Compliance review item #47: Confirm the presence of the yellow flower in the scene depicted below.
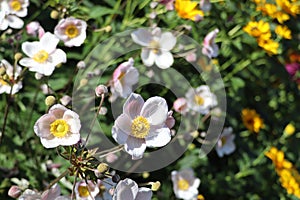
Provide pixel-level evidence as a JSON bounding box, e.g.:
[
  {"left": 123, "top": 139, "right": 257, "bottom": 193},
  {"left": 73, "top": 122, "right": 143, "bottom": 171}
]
[
  {"left": 175, "top": 0, "right": 204, "bottom": 21},
  {"left": 241, "top": 108, "right": 264, "bottom": 133},
  {"left": 276, "top": 0, "right": 300, "bottom": 16},
  {"left": 275, "top": 25, "right": 292, "bottom": 39},
  {"left": 243, "top": 20, "right": 271, "bottom": 40},
  {"left": 257, "top": 38, "right": 279, "bottom": 55},
  {"left": 284, "top": 123, "right": 296, "bottom": 135},
  {"left": 265, "top": 147, "right": 293, "bottom": 170}
]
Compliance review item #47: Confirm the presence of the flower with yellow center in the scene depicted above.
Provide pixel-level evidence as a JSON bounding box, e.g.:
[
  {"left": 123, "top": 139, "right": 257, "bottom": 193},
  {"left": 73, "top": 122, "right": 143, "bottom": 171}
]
[
  {"left": 265, "top": 147, "right": 292, "bottom": 170},
  {"left": 75, "top": 180, "right": 99, "bottom": 200},
  {"left": 215, "top": 127, "right": 235, "bottom": 157},
  {"left": 185, "top": 85, "right": 217, "bottom": 114},
  {"left": 175, "top": 0, "right": 204, "bottom": 21},
  {"left": 54, "top": 17, "right": 87, "bottom": 47},
  {"left": 20, "top": 32, "right": 66, "bottom": 76},
  {"left": 275, "top": 25, "right": 292, "bottom": 39},
  {"left": 241, "top": 108, "right": 264, "bottom": 133},
  {"left": 34, "top": 104, "right": 81, "bottom": 148},
  {"left": 171, "top": 169, "right": 201, "bottom": 200},
  {"left": 0, "top": 59, "right": 22, "bottom": 94},
  {"left": 10, "top": 0, "right": 22, "bottom": 11},
  {"left": 257, "top": 38, "right": 279, "bottom": 55},
  {"left": 243, "top": 20, "right": 271, "bottom": 40},
  {"left": 112, "top": 93, "right": 171, "bottom": 160}
]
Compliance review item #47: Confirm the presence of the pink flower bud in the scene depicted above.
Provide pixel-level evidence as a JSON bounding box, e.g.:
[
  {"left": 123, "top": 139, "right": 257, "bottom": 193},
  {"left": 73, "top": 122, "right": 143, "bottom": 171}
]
[
  {"left": 8, "top": 185, "right": 22, "bottom": 198},
  {"left": 95, "top": 85, "right": 108, "bottom": 97}
]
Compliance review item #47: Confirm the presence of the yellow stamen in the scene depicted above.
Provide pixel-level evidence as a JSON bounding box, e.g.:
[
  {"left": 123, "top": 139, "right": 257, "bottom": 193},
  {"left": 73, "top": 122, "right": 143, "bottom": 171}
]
[
  {"left": 33, "top": 50, "right": 49, "bottom": 63},
  {"left": 177, "top": 179, "right": 190, "bottom": 190},
  {"left": 194, "top": 95, "right": 204, "bottom": 105},
  {"left": 65, "top": 24, "right": 79, "bottom": 38},
  {"left": 149, "top": 40, "right": 160, "bottom": 54},
  {"left": 50, "top": 119, "right": 69, "bottom": 138},
  {"left": 10, "top": 0, "right": 21, "bottom": 11},
  {"left": 131, "top": 116, "right": 150, "bottom": 138},
  {"left": 78, "top": 185, "right": 90, "bottom": 197}
]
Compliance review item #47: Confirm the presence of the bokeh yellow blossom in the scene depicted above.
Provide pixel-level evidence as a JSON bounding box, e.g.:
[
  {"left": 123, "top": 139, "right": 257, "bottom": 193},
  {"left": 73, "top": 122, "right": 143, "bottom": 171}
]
[
  {"left": 243, "top": 20, "right": 271, "bottom": 40},
  {"left": 275, "top": 25, "right": 292, "bottom": 39},
  {"left": 241, "top": 108, "right": 264, "bottom": 133},
  {"left": 257, "top": 38, "right": 279, "bottom": 55},
  {"left": 175, "top": 0, "right": 204, "bottom": 21}
]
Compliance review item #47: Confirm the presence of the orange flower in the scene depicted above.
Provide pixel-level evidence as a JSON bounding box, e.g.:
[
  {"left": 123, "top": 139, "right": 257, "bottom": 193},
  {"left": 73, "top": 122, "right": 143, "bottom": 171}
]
[{"left": 241, "top": 108, "right": 264, "bottom": 133}]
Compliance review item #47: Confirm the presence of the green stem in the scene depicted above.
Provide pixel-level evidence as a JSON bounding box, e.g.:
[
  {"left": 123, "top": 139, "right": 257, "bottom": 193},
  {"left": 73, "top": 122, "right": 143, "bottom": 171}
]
[{"left": 46, "top": 169, "right": 69, "bottom": 190}]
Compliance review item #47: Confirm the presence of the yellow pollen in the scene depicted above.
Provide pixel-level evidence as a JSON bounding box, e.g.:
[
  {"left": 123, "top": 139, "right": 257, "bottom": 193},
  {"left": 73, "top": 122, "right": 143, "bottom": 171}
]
[
  {"left": 131, "top": 116, "right": 150, "bottom": 138},
  {"left": 194, "top": 95, "right": 204, "bottom": 105},
  {"left": 177, "top": 179, "right": 190, "bottom": 191},
  {"left": 10, "top": 0, "right": 21, "bottom": 11},
  {"left": 78, "top": 185, "right": 90, "bottom": 197},
  {"left": 221, "top": 137, "right": 227, "bottom": 145},
  {"left": 65, "top": 24, "right": 79, "bottom": 38},
  {"left": 33, "top": 50, "right": 49, "bottom": 63},
  {"left": 118, "top": 72, "right": 126, "bottom": 80},
  {"left": 149, "top": 40, "right": 160, "bottom": 54},
  {"left": 50, "top": 119, "right": 69, "bottom": 138}
]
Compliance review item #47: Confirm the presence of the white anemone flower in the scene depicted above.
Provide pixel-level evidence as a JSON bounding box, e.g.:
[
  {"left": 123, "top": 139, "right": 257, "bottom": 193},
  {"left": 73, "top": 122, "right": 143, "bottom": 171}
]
[
  {"left": 34, "top": 104, "right": 81, "bottom": 148},
  {"left": 19, "top": 32, "right": 67, "bottom": 76},
  {"left": 171, "top": 169, "right": 200, "bottom": 200},
  {"left": 109, "top": 58, "right": 139, "bottom": 102},
  {"left": 215, "top": 127, "right": 236, "bottom": 157},
  {"left": 112, "top": 93, "right": 171, "bottom": 160},
  {"left": 0, "top": 0, "right": 29, "bottom": 30},
  {"left": 202, "top": 28, "right": 219, "bottom": 58},
  {"left": 0, "top": 59, "right": 22, "bottom": 94},
  {"left": 113, "top": 178, "right": 152, "bottom": 200},
  {"left": 185, "top": 85, "right": 217, "bottom": 114},
  {"left": 74, "top": 180, "right": 99, "bottom": 200},
  {"left": 54, "top": 17, "right": 87, "bottom": 47},
  {"left": 131, "top": 28, "right": 176, "bottom": 69}
]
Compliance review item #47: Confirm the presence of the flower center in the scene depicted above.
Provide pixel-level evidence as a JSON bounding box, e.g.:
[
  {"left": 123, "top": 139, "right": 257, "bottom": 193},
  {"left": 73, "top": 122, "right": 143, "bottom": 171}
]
[
  {"left": 65, "top": 24, "right": 79, "bottom": 38},
  {"left": 78, "top": 185, "right": 90, "bottom": 198},
  {"left": 221, "top": 137, "right": 227, "bottom": 146},
  {"left": 10, "top": 0, "right": 21, "bottom": 11},
  {"left": 149, "top": 40, "right": 160, "bottom": 54},
  {"left": 33, "top": 50, "right": 49, "bottom": 63},
  {"left": 131, "top": 116, "right": 150, "bottom": 138},
  {"left": 194, "top": 95, "right": 204, "bottom": 105},
  {"left": 118, "top": 72, "right": 126, "bottom": 80},
  {"left": 177, "top": 179, "right": 189, "bottom": 191},
  {"left": 50, "top": 119, "right": 69, "bottom": 138}
]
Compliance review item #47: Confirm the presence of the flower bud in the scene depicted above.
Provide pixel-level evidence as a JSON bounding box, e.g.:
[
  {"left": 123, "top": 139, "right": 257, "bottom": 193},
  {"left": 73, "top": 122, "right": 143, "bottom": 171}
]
[
  {"left": 151, "top": 181, "right": 161, "bottom": 191},
  {"left": 95, "top": 85, "right": 108, "bottom": 97},
  {"left": 14, "top": 53, "right": 22, "bottom": 61},
  {"left": 45, "top": 96, "right": 56, "bottom": 106},
  {"left": 284, "top": 123, "right": 295, "bottom": 136},
  {"left": 8, "top": 185, "right": 22, "bottom": 198},
  {"left": 97, "top": 163, "right": 109, "bottom": 173},
  {"left": 76, "top": 61, "right": 86, "bottom": 69},
  {"left": 50, "top": 10, "right": 59, "bottom": 19}
]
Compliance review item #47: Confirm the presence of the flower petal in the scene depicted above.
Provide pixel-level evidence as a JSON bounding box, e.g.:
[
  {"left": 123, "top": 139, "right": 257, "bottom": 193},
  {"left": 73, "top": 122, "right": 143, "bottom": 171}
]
[
  {"left": 7, "top": 15, "right": 24, "bottom": 29},
  {"left": 123, "top": 93, "right": 144, "bottom": 119},
  {"left": 34, "top": 114, "right": 56, "bottom": 138},
  {"left": 141, "top": 96, "right": 168, "bottom": 126},
  {"left": 155, "top": 51, "right": 174, "bottom": 69},
  {"left": 136, "top": 187, "right": 153, "bottom": 200},
  {"left": 145, "top": 127, "right": 171, "bottom": 147},
  {"left": 141, "top": 48, "right": 156, "bottom": 67},
  {"left": 112, "top": 125, "right": 129, "bottom": 145},
  {"left": 21, "top": 41, "right": 40, "bottom": 57},
  {"left": 49, "top": 49, "right": 67, "bottom": 66},
  {"left": 131, "top": 29, "right": 152, "bottom": 46},
  {"left": 40, "top": 32, "right": 59, "bottom": 53},
  {"left": 114, "top": 113, "right": 132, "bottom": 135},
  {"left": 124, "top": 136, "right": 146, "bottom": 160},
  {"left": 113, "top": 178, "right": 138, "bottom": 200},
  {"left": 159, "top": 32, "right": 176, "bottom": 51}
]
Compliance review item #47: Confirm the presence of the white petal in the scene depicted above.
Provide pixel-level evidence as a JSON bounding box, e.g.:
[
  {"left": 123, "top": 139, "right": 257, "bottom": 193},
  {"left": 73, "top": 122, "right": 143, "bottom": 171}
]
[
  {"left": 145, "top": 127, "right": 171, "bottom": 147},
  {"left": 49, "top": 104, "right": 67, "bottom": 117},
  {"left": 40, "top": 32, "right": 59, "bottom": 53},
  {"left": 159, "top": 32, "right": 176, "bottom": 51},
  {"left": 131, "top": 29, "right": 152, "bottom": 46},
  {"left": 141, "top": 96, "right": 168, "bottom": 126},
  {"left": 59, "top": 133, "right": 80, "bottom": 146},
  {"left": 155, "top": 51, "right": 174, "bottom": 69},
  {"left": 123, "top": 68, "right": 139, "bottom": 85},
  {"left": 124, "top": 136, "right": 146, "bottom": 160},
  {"left": 40, "top": 138, "right": 59, "bottom": 148},
  {"left": 141, "top": 48, "right": 155, "bottom": 67},
  {"left": 123, "top": 93, "right": 144, "bottom": 119},
  {"left": 7, "top": 15, "right": 23, "bottom": 29},
  {"left": 136, "top": 188, "right": 153, "bottom": 200},
  {"left": 21, "top": 41, "right": 40, "bottom": 57},
  {"left": 0, "top": 19, "right": 8, "bottom": 30},
  {"left": 49, "top": 49, "right": 67, "bottom": 65},
  {"left": 34, "top": 114, "right": 56, "bottom": 138},
  {"left": 113, "top": 179, "right": 138, "bottom": 200},
  {"left": 115, "top": 113, "right": 132, "bottom": 135},
  {"left": 112, "top": 125, "right": 129, "bottom": 145}
]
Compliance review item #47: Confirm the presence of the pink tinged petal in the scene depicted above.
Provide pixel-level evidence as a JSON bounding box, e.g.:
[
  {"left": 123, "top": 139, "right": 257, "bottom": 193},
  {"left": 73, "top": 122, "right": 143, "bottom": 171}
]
[
  {"left": 159, "top": 32, "right": 176, "bottom": 51},
  {"left": 145, "top": 127, "right": 171, "bottom": 147},
  {"left": 122, "top": 68, "right": 139, "bottom": 85},
  {"left": 21, "top": 41, "right": 41, "bottom": 57},
  {"left": 59, "top": 133, "right": 80, "bottom": 146},
  {"left": 131, "top": 29, "right": 153, "bottom": 46},
  {"left": 34, "top": 114, "right": 56, "bottom": 138},
  {"left": 123, "top": 93, "right": 144, "bottom": 119},
  {"left": 141, "top": 48, "right": 156, "bottom": 67},
  {"left": 120, "top": 85, "right": 132, "bottom": 98},
  {"left": 41, "top": 184, "right": 61, "bottom": 200},
  {"left": 66, "top": 118, "right": 81, "bottom": 134},
  {"left": 49, "top": 49, "right": 67, "bottom": 65},
  {"left": 115, "top": 113, "right": 132, "bottom": 135},
  {"left": 113, "top": 179, "right": 138, "bottom": 200},
  {"left": 136, "top": 188, "right": 153, "bottom": 200},
  {"left": 112, "top": 125, "right": 129, "bottom": 145},
  {"left": 49, "top": 104, "right": 68, "bottom": 118},
  {"left": 40, "top": 32, "right": 59, "bottom": 53},
  {"left": 40, "top": 137, "right": 60, "bottom": 148},
  {"left": 124, "top": 136, "right": 146, "bottom": 160},
  {"left": 6, "top": 15, "right": 23, "bottom": 29},
  {"left": 141, "top": 96, "right": 168, "bottom": 126},
  {"left": 155, "top": 51, "right": 174, "bottom": 69}
]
